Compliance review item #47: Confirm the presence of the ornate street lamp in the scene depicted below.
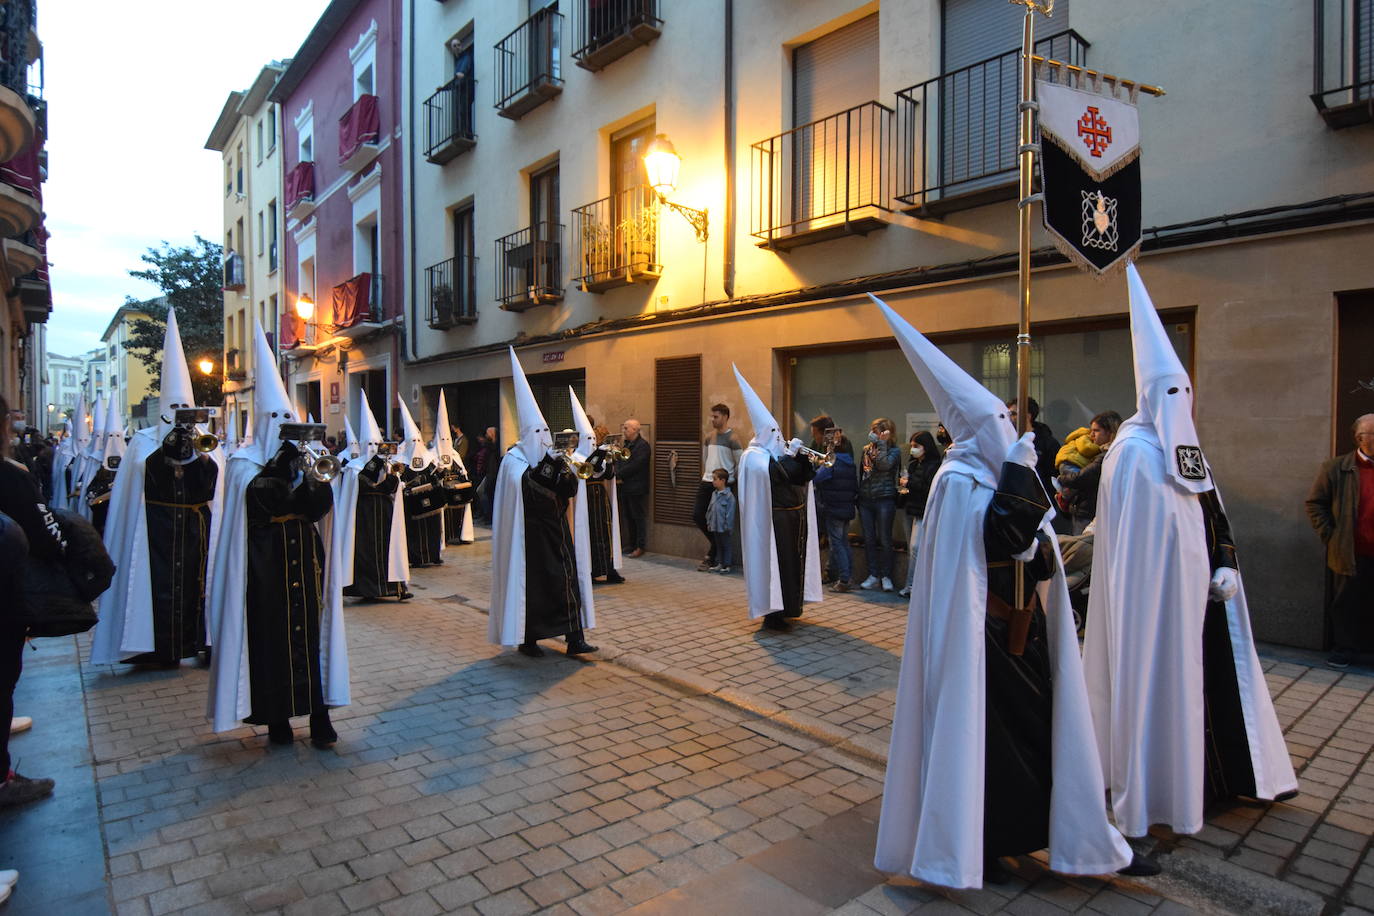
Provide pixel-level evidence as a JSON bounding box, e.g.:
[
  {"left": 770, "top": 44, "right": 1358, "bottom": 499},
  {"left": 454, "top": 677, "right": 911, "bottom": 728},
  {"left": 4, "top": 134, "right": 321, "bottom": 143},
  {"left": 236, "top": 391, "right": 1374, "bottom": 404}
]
[
  {"left": 642, "top": 134, "right": 709, "bottom": 243},
  {"left": 295, "top": 293, "right": 315, "bottom": 322}
]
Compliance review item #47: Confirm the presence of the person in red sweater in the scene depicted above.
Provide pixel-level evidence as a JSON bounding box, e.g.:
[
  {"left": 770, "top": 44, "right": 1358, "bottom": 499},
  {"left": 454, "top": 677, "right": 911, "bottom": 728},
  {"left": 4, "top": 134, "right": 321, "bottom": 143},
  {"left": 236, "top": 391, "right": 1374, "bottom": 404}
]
[{"left": 1306, "top": 413, "right": 1374, "bottom": 668}]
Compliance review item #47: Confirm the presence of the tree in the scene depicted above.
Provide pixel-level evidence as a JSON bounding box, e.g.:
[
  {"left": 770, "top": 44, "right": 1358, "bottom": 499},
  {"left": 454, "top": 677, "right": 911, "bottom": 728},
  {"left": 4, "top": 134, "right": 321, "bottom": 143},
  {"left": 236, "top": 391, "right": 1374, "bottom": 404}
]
[{"left": 121, "top": 236, "right": 225, "bottom": 407}]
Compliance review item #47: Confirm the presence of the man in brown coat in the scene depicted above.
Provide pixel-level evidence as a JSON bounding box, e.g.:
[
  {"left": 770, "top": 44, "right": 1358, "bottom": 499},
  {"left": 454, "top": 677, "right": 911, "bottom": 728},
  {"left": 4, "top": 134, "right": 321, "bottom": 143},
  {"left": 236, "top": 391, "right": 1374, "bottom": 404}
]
[{"left": 1306, "top": 413, "right": 1374, "bottom": 668}]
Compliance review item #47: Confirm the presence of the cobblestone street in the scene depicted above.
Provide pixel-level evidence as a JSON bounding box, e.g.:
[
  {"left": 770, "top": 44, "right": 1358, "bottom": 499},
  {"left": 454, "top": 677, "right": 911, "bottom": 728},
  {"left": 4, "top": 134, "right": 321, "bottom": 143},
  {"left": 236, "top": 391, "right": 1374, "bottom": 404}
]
[{"left": 2, "top": 531, "right": 1372, "bottom": 915}]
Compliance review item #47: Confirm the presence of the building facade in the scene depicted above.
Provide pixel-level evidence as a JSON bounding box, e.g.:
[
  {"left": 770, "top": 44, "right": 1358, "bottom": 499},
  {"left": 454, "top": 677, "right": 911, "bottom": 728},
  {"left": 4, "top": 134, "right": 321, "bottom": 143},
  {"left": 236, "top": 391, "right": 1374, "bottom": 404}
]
[
  {"left": 272, "top": 0, "right": 405, "bottom": 438},
  {"left": 45, "top": 348, "right": 80, "bottom": 431},
  {"left": 206, "top": 62, "right": 289, "bottom": 442},
  {"left": 100, "top": 303, "right": 154, "bottom": 429},
  {"left": 392, "top": 0, "right": 1374, "bottom": 649}
]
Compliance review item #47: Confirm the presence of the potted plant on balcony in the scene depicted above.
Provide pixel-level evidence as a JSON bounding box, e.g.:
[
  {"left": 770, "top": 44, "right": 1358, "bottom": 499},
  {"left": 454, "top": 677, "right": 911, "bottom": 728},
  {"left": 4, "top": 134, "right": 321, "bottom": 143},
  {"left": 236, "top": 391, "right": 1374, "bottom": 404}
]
[
  {"left": 431, "top": 282, "right": 454, "bottom": 327},
  {"left": 580, "top": 218, "right": 611, "bottom": 281},
  {"left": 617, "top": 204, "right": 658, "bottom": 272}
]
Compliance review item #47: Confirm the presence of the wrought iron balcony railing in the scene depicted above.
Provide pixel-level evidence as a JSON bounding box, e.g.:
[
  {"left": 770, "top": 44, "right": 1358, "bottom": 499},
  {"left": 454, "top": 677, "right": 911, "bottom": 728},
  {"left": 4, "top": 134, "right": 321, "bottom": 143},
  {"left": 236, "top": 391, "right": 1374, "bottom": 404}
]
[
  {"left": 338, "top": 93, "right": 380, "bottom": 169},
  {"left": 225, "top": 347, "right": 246, "bottom": 381},
  {"left": 426, "top": 254, "right": 479, "bottom": 328},
  {"left": 572, "top": 0, "right": 662, "bottom": 72},
  {"left": 495, "top": 222, "right": 563, "bottom": 310},
  {"left": 750, "top": 100, "right": 895, "bottom": 250},
  {"left": 895, "top": 29, "right": 1088, "bottom": 215},
  {"left": 494, "top": 7, "right": 563, "bottom": 119},
  {"left": 222, "top": 253, "right": 245, "bottom": 291},
  {"left": 0, "top": 0, "right": 34, "bottom": 97},
  {"left": 1313, "top": 0, "right": 1374, "bottom": 128},
  {"left": 572, "top": 184, "right": 662, "bottom": 292},
  {"left": 424, "top": 75, "right": 477, "bottom": 163}
]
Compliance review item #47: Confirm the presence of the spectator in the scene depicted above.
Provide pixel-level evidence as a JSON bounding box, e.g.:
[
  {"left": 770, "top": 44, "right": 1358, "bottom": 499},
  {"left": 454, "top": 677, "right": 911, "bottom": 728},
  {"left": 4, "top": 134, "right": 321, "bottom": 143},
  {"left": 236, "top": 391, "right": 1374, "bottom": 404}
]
[
  {"left": 935, "top": 422, "right": 953, "bottom": 456},
  {"left": 898, "top": 430, "right": 941, "bottom": 598},
  {"left": 450, "top": 423, "right": 469, "bottom": 462},
  {"left": 693, "top": 404, "right": 744, "bottom": 571},
  {"left": 482, "top": 426, "right": 500, "bottom": 520},
  {"left": 468, "top": 430, "right": 492, "bottom": 523},
  {"left": 858, "top": 417, "right": 902, "bottom": 591},
  {"left": 618, "top": 418, "right": 651, "bottom": 558},
  {"left": 1007, "top": 397, "right": 1061, "bottom": 495},
  {"left": 705, "top": 468, "right": 737, "bottom": 574},
  {"left": 1056, "top": 411, "right": 1121, "bottom": 535},
  {"left": 808, "top": 414, "right": 854, "bottom": 458},
  {"left": 1306, "top": 413, "right": 1374, "bottom": 668},
  {"left": 812, "top": 432, "right": 858, "bottom": 591}
]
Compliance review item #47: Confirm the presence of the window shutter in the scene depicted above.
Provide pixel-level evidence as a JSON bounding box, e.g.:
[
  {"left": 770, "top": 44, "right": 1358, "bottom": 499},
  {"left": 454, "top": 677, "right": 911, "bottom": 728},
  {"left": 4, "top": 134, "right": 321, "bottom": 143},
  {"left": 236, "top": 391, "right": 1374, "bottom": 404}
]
[
  {"left": 792, "top": 13, "right": 880, "bottom": 127},
  {"left": 652, "top": 355, "right": 701, "bottom": 526}
]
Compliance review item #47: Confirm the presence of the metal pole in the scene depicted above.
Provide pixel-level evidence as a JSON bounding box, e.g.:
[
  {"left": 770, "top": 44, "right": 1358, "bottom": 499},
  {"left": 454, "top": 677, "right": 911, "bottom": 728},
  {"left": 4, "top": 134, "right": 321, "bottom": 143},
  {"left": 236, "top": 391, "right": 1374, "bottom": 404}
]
[{"left": 1014, "top": 3, "right": 1037, "bottom": 614}]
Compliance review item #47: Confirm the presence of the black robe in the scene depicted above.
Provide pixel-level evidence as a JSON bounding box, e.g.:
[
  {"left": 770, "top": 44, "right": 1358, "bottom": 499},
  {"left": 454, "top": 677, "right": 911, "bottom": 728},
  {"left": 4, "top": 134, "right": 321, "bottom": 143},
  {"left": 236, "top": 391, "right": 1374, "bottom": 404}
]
[
  {"left": 87, "top": 466, "right": 115, "bottom": 535},
  {"left": 586, "top": 452, "right": 616, "bottom": 578},
  {"left": 403, "top": 466, "right": 444, "bottom": 567},
  {"left": 243, "top": 445, "right": 333, "bottom": 724},
  {"left": 440, "top": 464, "right": 474, "bottom": 544},
  {"left": 342, "top": 456, "right": 405, "bottom": 599},
  {"left": 522, "top": 455, "right": 585, "bottom": 642},
  {"left": 129, "top": 450, "right": 217, "bottom": 663},
  {"left": 982, "top": 461, "right": 1057, "bottom": 861},
  {"left": 769, "top": 454, "right": 815, "bottom": 619}
]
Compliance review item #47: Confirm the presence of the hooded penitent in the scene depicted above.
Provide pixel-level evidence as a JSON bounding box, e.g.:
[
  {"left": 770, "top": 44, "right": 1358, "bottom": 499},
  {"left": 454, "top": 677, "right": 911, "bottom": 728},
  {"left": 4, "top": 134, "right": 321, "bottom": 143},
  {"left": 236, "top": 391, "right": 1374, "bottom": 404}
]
[
  {"left": 91, "top": 307, "right": 227, "bottom": 666},
  {"left": 50, "top": 416, "right": 76, "bottom": 510},
  {"left": 1082, "top": 265, "right": 1296, "bottom": 837},
  {"left": 869, "top": 293, "right": 1132, "bottom": 888},
  {"left": 567, "top": 386, "right": 611, "bottom": 577},
  {"left": 343, "top": 416, "right": 361, "bottom": 465},
  {"left": 488, "top": 348, "right": 594, "bottom": 645},
  {"left": 732, "top": 364, "right": 822, "bottom": 619},
  {"left": 72, "top": 393, "right": 109, "bottom": 520},
  {"left": 332, "top": 389, "right": 409, "bottom": 597},
  {"left": 206, "top": 320, "right": 350, "bottom": 732},
  {"left": 396, "top": 395, "right": 434, "bottom": 473},
  {"left": 570, "top": 386, "right": 621, "bottom": 570},
  {"left": 434, "top": 390, "right": 475, "bottom": 544}
]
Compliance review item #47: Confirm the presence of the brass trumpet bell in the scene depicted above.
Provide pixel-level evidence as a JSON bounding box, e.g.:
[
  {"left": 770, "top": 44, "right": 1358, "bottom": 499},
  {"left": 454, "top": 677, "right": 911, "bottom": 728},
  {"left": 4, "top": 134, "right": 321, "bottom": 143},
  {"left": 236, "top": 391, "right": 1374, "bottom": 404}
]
[
  {"left": 194, "top": 433, "right": 219, "bottom": 453},
  {"left": 796, "top": 444, "right": 836, "bottom": 468}
]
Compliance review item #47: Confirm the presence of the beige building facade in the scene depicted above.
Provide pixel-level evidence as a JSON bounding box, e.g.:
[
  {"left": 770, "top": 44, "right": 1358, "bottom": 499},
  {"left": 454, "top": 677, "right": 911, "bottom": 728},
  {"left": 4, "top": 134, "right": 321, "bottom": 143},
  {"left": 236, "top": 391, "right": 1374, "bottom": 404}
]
[
  {"left": 395, "top": 0, "right": 1373, "bottom": 648},
  {"left": 100, "top": 304, "right": 154, "bottom": 429}
]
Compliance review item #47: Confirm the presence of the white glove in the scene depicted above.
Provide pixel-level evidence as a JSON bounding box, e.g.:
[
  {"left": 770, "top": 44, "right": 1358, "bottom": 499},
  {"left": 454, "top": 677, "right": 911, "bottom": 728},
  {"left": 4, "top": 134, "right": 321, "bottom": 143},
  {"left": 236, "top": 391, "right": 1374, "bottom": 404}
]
[
  {"left": 1209, "top": 567, "right": 1239, "bottom": 602},
  {"left": 1005, "top": 430, "right": 1037, "bottom": 469},
  {"left": 546, "top": 448, "right": 563, "bottom": 461},
  {"left": 787, "top": 438, "right": 805, "bottom": 454}
]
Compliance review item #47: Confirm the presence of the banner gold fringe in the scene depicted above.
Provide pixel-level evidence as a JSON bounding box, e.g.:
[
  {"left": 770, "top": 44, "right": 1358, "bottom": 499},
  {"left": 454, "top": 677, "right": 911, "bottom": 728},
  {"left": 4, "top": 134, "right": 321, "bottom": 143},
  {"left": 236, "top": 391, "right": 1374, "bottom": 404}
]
[
  {"left": 1040, "top": 128, "right": 1140, "bottom": 183},
  {"left": 1044, "top": 228, "right": 1142, "bottom": 280}
]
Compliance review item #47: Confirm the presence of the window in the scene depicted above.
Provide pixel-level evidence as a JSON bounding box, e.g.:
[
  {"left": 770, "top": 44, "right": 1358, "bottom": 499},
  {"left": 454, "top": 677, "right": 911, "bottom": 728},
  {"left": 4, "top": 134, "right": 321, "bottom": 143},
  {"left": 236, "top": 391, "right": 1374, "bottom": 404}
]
[
  {"left": 530, "top": 161, "right": 559, "bottom": 230},
  {"left": 350, "top": 20, "right": 379, "bottom": 101},
  {"left": 225, "top": 160, "right": 233, "bottom": 197},
  {"left": 356, "top": 64, "right": 374, "bottom": 98},
  {"left": 654, "top": 355, "right": 702, "bottom": 526},
  {"left": 256, "top": 119, "right": 264, "bottom": 163},
  {"left": 257, "top": 211, "right": 264, "bottom": 256},
  {"left": 299, "top": 118, "right": 314, "bottom": 163},
  {"left": 267, "top": 106, "right": 277, "bottom": 152},
  {"left": 235, "top": 144, "right": 244, "bottom": 195},
  {"left": 267, "top": 200, "right": 279, "bottom": 270},
  {"left": 236, "top": 218, "right": 244, "bottom": 256}
]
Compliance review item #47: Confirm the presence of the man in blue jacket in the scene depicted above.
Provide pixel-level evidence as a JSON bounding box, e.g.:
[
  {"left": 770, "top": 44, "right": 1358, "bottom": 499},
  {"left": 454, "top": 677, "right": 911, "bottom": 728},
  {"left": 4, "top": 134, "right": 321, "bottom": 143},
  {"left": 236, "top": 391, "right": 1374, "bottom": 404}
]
[{"left": 812, "top": 429, "right": 858, "bottom": 592}]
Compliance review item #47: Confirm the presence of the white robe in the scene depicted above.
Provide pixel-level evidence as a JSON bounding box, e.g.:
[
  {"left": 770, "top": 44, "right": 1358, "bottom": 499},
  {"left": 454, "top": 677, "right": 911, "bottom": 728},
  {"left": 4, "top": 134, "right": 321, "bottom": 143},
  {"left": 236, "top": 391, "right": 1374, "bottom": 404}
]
[
  {"left": 736, "top": 445, "right": 822, "bottom": 619},
  {"left": 207, "top": 452, "right": 351, "bottom": 733},
  {"left": 90, "top": 429, "right": 225, "bottom": 664},
  {"left": 1083, "top": 421, "right": 1297, "bottom": 837},
  {"left": 875, "top": 449, "right": 1132, "bottom": 889},
  {"left": 332, "top": 458, "right": 409, "bottom": 591}
]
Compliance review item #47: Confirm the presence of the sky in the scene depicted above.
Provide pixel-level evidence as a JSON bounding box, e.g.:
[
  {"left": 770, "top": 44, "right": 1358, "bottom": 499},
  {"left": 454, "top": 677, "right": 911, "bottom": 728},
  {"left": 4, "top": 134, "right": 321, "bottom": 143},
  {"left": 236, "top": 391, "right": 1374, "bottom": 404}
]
[{"left": 41, "top": 0, "right": 331, "bottom": 357}]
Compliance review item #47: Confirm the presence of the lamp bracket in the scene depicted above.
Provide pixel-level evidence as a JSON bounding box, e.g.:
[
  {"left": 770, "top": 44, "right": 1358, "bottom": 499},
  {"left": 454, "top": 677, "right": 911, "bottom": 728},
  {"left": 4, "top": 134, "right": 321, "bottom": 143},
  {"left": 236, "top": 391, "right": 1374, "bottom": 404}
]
[{"left": 658, "top": 196, "right": 709, "bottom": 243}]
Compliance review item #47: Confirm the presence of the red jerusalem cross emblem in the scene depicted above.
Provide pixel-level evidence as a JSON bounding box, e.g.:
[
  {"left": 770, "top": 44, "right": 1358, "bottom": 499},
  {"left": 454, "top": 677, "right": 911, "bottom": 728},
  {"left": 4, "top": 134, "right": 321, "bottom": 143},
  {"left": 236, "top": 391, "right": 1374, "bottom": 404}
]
[{"left": 1076, "top": 106, "right": 1112, "bottom": 157}]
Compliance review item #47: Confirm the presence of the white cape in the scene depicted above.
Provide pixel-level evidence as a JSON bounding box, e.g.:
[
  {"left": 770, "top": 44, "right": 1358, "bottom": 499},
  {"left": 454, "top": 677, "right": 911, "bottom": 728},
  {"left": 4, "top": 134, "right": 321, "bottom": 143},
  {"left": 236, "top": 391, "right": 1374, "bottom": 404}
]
[
  {"left": 332, "top": 458, "right": 409, "bottom": 590},
  {"left": 875, "top": 452, "right": 1132, "bottom": 887},
  {"left": 207, "top": 452, "right": 351, "bottom": 732},
  {"left": 1082, "top": 423, "right": 1297, "bottom": 837},
  {"left": 91, "top": 429, "right": 226, "bottom": 664},
  {"left": 736, "top": 445, "right": 822, "bottom": 619}
]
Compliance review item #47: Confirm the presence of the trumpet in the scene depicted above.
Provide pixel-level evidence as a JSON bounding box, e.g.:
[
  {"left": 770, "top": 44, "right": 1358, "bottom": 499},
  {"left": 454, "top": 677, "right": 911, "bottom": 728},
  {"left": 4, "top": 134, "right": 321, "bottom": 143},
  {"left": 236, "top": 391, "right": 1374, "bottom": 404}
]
[
  {"left": 794, "top": 444, "right": 836, "bottom": 468},
  {"left": 553, "top": 431, "right": 595, "bottom": 479},
  {"left": 299, "top": 444, "right": 341, "bottom": 482},
  {"left": 599, "top": 434, "right": 630, "bottom": 462}
]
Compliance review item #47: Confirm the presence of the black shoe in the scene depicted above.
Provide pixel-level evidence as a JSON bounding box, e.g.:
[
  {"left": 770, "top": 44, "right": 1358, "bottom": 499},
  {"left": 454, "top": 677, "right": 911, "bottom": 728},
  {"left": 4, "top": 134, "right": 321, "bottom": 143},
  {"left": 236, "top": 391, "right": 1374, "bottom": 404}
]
[
  {"left": 398, "top": 590, "right": 414, "bottom": 600},
  {"left": 267, "top": 722, "right": 294, "bottom": 745},
  {"left": 309, "top": 712, "right": 337, "bottom": 749},
  {"left": 566, "top": 639, "right": 598, "bottom": 655},
  {"left": 0, "top": 772, "right": 54, "bottom": 809},
  {"left": 1117, "top": 853, "right": 1161, "bottom": 877},
  {"left": 1327, "top": 651, "right": 1353, "bottom": 670},
  {"left": 983, "top": 856, "right": 1013, "bottom": 885},
  {"left": 605, "top": 573, "right": 625, "bottom": 584},
  {"left": 518, "top": 642, "right": 545, "bottom": 658},
  {"left": 760, "top": 615, "right": 792, "bottom": 633}
]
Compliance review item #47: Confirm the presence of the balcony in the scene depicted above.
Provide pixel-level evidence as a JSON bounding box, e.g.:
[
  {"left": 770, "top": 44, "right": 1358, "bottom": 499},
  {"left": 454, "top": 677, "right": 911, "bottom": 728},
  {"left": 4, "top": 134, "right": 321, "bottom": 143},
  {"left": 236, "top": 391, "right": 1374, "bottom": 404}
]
[
  {"left": 0, "top": 85, "right": 34, "bottom": 164},
  {"left": 750, "top": 101, "right": 895, "bottom": 250},
  {"left": 895, "top": 30, "right": 1088, "bottom": 217},
  {"left": 572, "top": 185, "right": 662, "bottom": 292},
  {"left": 285, "top": 161, "right": 316, "bottom": 221},
  {"left": 572, "top": 0, "right": 662, "bottom": 73},
  {"left": 332, "top": 271, "right": 383, "bottom": 337},
  {"left": 3, "top": 235, "right": 40, "bottom": 277},
  {"left": 426, "top": 254, "right": 479, "bottom": 328},
  {"left": 495, "top": 222, "right": 563, "bottom": 310},
  {"left": 1312, "top": 0, "right": 1374, "bottom": 128},
  {"left": 424, "top": 75, "right": 477, "bottom": 164},
  {"left": 494, "top": 7, "right": 563, "bottom": 120},
  {"left": 0, "top": 170, "right": 39, "bottom": 238},
  {"left": 268, "top": 238, "right": 278, "bottom": 272},
  {"left": 339, "top": 94, "right": 380, "bottom": 171},
  {"left": 222, "top": 252, "right": 245, "bottom": 291},
  {"left": 225, "top": 347, "right": 247, "bottom": 382}
]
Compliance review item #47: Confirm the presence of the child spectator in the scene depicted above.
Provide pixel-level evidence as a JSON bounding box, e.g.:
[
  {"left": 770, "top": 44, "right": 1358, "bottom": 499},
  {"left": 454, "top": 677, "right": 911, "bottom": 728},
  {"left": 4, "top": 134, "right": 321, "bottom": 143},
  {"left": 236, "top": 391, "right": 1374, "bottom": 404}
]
[{"left": 705, "top": 468, "right": 737, "bottom": 573}]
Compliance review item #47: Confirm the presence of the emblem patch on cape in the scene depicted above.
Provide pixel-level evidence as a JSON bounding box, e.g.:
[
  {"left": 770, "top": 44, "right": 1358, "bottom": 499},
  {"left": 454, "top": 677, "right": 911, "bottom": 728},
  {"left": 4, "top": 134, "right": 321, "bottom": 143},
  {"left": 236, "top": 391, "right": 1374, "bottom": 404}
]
[
  {"left": 1175, "top": 446, "right": 1207, "bottom": 480},
  {"left": 1082, "top": 191, "right": 1119, "bottom": 251},
  {"left": 411, "top": 457, "right": 424, "bottom": 470}
]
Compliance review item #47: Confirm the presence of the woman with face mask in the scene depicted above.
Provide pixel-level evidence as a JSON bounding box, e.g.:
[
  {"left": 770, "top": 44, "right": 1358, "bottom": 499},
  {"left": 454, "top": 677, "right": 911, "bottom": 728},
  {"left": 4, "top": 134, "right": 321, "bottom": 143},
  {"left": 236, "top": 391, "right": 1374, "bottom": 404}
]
[
  {"left": 898, "top": 430, "right": 943, "bottom": 598},
  {"left": 857, "top": 418, "right": 903, "bottom": 591}
]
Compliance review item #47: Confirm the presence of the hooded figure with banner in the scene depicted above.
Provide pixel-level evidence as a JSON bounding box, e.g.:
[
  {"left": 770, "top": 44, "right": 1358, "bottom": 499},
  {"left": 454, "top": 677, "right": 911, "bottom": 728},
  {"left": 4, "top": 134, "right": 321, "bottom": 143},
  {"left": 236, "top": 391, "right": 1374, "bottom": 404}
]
[
  {"left": 571, "top": 388, "right": 623, "bottom": 585},
  {"left": 50, "top": 414, "right": 78, "bottom": 511},
  {"left": 91, "top": 308, "right": 225, "bottom": 668},
  {"left": 733, "top": 365, "right": 821, "bottom": 632},
  {"left": 489, "top": 348, "right": 596, "bottom": 658},
  {"left": 85, "top": 395, "right": 126, "bottom": 535},
  {"left": 433, "top": 391, "right": 475, "bottom": 545},
  {"left": 1083, "top": 265, "right": 1297, "bottom": 837},
  {"left": 869, "top": 295, "right": 1138, "bottom": 888},
  {"left": 207, "top": 321, "right": 349, "bottom": 748},
  {"left": 338, "top": 391, "right": 410, "bottom": 601},
  {"left": 396, "top": 395, "right": 445, "bottom": 568}
]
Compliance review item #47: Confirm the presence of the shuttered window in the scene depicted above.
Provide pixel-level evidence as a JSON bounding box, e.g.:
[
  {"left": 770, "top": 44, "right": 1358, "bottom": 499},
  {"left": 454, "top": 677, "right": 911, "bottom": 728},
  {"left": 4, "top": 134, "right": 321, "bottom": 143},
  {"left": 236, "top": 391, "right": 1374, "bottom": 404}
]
[
  {"left": 792, "top": 14, "right": 879, "bottom": 128},
  {"left": 652, "top": 355, "right": 701, "bottom": 526}
]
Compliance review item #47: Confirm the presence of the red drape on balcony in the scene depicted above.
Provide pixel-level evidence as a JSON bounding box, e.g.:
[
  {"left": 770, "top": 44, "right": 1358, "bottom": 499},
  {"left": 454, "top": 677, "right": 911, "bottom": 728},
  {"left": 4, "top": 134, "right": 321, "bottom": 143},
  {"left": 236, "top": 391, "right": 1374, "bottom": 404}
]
[
  {"left": 338, "top": 94, "right": 380, "bottom": 164},
  {"left": 280, "top": 312, "right": 304, "bottom": 350},
  {"left": 332, "top": 272, "right": 372, "bottom": 329},
  {"left": 285, "top": 161, "right": 315, "bottom": 211},
  {"left": 0, "top": 142, "right": 40, "bottom": 196}
]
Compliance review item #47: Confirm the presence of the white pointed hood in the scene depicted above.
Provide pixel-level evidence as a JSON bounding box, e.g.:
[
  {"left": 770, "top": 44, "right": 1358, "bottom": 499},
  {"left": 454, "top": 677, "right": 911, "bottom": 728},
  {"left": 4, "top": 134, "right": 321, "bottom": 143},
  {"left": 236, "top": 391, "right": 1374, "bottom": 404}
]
[
  {"left": 357, "top": 390, "right": 383, "bottom": 461},
  {"left": 569, "top": 387, "right": 596, "bottom": 457},
  {"left": 510, "top": 347, "right": 551, "bottom": 464},
  {"left": 73, "top": 394, "right": 91, "bottom": 451},
  {"left": 869, "top": 293, "right": 1014, "bottom": 483},
  {"left": 433, "top": 390, "right": 460, "bottom": 470},
  {"left": 101, "top": 397, "right": 126, "bottom": 468},
  {"left": 56, "top": 418, "right": 73, "bottom": 458},
  {"left": 396, "top": 394, "right": 434, "bottom": 471},
  {"left": 86, "top": 394, "right": 109, "bottom": 459},
  {"left": 242, "top": 320, "right": 297, "bottom": 464},
  {"left": 343, "top": 415, "right": 361, "bottom": 462},
  {"left": 157, "top": 307, "right": 197, "bottom": 439},
  {"left": 1124, "top": 263, "right": 1210, "bottom": 493},
  {"left": 733, "top": 364, "right": 786, "bottom": 459}
]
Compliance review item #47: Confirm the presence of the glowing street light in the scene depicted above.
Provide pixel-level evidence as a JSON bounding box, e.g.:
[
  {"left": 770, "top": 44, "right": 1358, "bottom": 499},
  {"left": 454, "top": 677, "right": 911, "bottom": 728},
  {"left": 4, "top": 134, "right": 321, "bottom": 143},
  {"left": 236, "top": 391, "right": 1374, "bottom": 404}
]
[
  {"left": 295, "top": 293, "right": 315, "bottom": 321},
  {"left": 642, "top": 133, "right": 708, "bottom": 243},
  {"left": 198, "top": 358, "right": 215, "bottom": 376}
]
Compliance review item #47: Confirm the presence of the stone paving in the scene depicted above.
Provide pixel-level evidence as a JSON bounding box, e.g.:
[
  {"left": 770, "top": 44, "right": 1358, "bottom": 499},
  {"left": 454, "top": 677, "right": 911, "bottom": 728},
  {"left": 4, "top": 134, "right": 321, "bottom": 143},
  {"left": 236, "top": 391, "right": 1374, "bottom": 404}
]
[{"left": 8, "top": 529, "right": 1373, "bottom": 914}]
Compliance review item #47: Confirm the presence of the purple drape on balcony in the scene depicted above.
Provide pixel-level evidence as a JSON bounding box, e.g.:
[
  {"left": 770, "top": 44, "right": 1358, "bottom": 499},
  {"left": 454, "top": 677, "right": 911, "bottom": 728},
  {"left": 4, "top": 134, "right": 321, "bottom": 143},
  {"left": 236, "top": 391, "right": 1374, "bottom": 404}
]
[
  {"left": 285, "top": 161, "right": 315, "bottom": 211},
  {"left": 1, "top": 143, "right": 40, "bottom": 196},
  {"left": 332, "top": 272, "right": 373, "bottom": 329},
  {"left": 280, "top": 312, "right": 304, "bottom": 350},
  {"left": 338, "top": 94, "right": 380, "bottom": 165}
]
